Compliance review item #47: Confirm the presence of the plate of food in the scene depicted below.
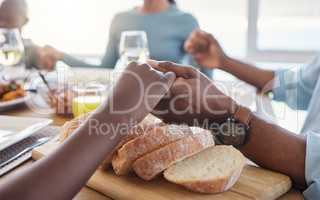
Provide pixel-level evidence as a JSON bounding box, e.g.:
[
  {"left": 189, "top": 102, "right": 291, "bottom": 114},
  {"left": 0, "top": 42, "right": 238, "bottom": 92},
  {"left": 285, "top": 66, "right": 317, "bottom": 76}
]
[{"left": 0, "top": 80, "right": 30, "bottom": 111}]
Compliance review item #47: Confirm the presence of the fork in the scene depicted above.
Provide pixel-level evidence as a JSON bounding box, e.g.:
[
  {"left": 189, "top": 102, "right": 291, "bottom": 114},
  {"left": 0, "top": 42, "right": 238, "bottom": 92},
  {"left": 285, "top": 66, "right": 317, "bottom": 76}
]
[{"left": 0, "top": 137, "right": 51, "bottom": 168}]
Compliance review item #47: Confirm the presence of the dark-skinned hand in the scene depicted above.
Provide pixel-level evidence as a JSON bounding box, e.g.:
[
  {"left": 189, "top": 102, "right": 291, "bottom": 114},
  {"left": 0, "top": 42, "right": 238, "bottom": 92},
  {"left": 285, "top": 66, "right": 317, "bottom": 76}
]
[
  {"left": 148, "top": 60, "right": 238, "bottom": 126},
  {"left": 184, "top": 30, "right": 227, "bottom": 69}
]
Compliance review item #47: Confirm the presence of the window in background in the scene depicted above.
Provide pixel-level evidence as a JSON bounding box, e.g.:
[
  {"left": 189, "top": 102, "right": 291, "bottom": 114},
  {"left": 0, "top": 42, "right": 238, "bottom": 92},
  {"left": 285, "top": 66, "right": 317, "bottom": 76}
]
[
  {"left": 178, "top": 0, "right": 247, "bottom": 58},
  {"left": 24, "top": 0, "right": 140, "bottom": 56},
  {"left": 248, "top": 0, "right": 320, "bottom": 63},
  {"left": 258, "top": 0, "right": 320, "bottom": 51}
]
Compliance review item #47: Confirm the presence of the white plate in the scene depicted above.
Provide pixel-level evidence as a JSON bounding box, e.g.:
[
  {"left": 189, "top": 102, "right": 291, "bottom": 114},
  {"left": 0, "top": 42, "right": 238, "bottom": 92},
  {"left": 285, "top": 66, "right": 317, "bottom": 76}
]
[
  {"left": 0, "top": 115, "right": 52, "bottom": 151},
  {"left": 0, "top": 94, "right": 31, "bottom": 112}
]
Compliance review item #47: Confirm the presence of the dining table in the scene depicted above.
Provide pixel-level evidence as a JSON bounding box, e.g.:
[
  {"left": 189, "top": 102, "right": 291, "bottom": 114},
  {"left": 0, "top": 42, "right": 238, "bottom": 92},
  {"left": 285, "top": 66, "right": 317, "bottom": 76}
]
[{"left": 0, "top": 67, "right": 304, "bottom": 200}]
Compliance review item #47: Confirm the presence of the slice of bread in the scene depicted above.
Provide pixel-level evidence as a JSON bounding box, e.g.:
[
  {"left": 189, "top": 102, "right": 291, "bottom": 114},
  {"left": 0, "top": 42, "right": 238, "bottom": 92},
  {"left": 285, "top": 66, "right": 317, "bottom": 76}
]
[
  {"left": 164, "top": 145, "right": 246, "bottom": 194},
  {"left": 59, "top": 114, "right": 162, "bottom": 143},
  {"left": 59, "top": 112, "right": 91, "bottom": 142},
  {"left": 132, "top": 131, "right": 214, "bottom": 181},
  {"left": 112, "top": 124, "right": 192, "bottom": 175},
  {"left": 59, "top": 114, "right": 163, "bottom": 167}
]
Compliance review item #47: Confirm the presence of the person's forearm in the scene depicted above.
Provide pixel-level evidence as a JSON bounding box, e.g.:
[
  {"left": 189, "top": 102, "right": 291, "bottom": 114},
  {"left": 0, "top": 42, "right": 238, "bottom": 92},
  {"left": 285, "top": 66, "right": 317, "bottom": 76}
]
[
  {"left": 0, "top": 105, "right": 129, "bottom": 200},
  {"left": 61, "top": 53, "right": 102, "bottom": 68},
  {"left": 23, "top": 43, "right": 39, "bottom": 69},
  {"left": 0, "top": 61, "right": 172, "bottom": 200},
  {"left": 222, "top": 57, "right": 275, "bottom": 91},
  {"left": 239, "top": 113, "right": 306, "bottom": 189}
]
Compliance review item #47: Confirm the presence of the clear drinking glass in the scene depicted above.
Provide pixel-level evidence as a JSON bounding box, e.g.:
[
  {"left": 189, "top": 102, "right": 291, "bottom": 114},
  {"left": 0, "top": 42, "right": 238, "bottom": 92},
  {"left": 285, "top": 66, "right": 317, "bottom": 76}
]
[
  {"left": 0, "top": 28, "right": 24, "bottom": 70},
  {"left": 118, "top": 31, "right": 150, "bottom": 66},
  {"left": 72, "top": 83, "right": 107, "bottom": 117}
]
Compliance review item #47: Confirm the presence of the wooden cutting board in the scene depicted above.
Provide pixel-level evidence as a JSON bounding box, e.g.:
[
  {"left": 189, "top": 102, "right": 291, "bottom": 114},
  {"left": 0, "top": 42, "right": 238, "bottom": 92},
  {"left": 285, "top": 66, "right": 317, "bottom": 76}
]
[{"left": 32, "top": 141, "right": 292, "bottom": 200}]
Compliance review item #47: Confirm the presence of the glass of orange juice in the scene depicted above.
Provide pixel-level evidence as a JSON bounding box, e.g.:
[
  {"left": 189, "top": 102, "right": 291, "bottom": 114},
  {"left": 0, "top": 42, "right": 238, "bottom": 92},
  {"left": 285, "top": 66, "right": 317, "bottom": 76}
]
[{"left": 72, "top": 84, "right": 107, "bottom": 117}]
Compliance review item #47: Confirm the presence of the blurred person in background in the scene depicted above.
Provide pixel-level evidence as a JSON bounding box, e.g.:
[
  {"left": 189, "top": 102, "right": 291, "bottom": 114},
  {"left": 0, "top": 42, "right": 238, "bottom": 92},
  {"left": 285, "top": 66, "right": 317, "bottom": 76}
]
[
  {"left": 185, "top": 30, "right": 320, "bottom": 199},
  {"left": 0, "top": 0, "right": 61, "bottom": 70},
  {"left": 59, "top": 0, "right": 213, "bottom": 77}
]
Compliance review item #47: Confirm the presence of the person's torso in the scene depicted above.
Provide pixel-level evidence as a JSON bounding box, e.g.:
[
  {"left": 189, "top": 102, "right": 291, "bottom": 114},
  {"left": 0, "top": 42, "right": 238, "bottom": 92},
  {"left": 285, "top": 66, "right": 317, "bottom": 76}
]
[{"left": 112, "top": 7, "right": 197, "bottom": 63}]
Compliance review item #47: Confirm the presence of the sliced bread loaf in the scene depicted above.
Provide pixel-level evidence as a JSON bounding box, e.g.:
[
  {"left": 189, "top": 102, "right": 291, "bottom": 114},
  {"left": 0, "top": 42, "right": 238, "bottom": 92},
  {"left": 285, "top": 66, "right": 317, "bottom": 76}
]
[
  {"left": 132, "top": 131, "right": 214, "bottom": 181},
  {"left": 59, "top": 114, "right": 163, "bottom": 167},
  {"left": 112, "top": 124, "right": 192, "bottom": 175},
  {"left": 164, "top": 145, "right": 246, "bottom": 194}
]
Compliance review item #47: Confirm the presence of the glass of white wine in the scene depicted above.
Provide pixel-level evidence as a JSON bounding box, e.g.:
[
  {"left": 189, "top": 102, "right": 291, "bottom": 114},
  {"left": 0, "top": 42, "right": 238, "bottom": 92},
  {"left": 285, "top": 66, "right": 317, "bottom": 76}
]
[
  {"left": 0, "top": 28, "right": 24, "bottom": 71},
  {"left": 116, "top": 31, "right": 150, "bottom": 71}
]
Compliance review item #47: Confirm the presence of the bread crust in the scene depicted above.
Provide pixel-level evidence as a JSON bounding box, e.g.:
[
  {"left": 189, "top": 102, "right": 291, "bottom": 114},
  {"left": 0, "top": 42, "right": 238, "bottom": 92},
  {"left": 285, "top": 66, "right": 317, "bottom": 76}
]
[
  {"left": 165, "top": 162, "right": 244, "bottom": 193},
  {"left": 59, "top": 112, "right": 90, "bottom": 142},
  {"left": 163, "top": 145, "right": 246, "bottom": 194},
  {"left": 132, "top": 133, "right": 214, "bottom": 181},
  {"left": 59, "top": 114, "right": 163, "bottom": 167},
  {"left": 112, "top": 124, "right": 192, "bottom": 175},
  {"left": 59, "top": 115, "right": 245, "bottom": 194}
]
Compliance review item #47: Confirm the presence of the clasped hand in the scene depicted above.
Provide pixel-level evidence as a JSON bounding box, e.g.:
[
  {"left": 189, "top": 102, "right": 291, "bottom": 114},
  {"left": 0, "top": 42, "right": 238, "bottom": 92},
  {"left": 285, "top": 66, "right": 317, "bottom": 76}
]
[
  {"left": 103, "top": 61, "right": 238, "bottom": 131},
  {"left": 148, "top": 61, "right": 238, "bottom": 126}
]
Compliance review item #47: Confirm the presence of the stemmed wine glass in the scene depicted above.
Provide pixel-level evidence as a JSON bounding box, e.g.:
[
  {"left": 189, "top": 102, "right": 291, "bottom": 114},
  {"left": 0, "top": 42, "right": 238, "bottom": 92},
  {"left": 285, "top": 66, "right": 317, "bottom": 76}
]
[
  {"left": 0, "top": 28, "right": 25, "bottom": 79},
  {"left": 0, "top": 28, "right": 24, "bottom": 68},
  {"left": 115, "top": 31, "right": 150, "bottom": 71}
]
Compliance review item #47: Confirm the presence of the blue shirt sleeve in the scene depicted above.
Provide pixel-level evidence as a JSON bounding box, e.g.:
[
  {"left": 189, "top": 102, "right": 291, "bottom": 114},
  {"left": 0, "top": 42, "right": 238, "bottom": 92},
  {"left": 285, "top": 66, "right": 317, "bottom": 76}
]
[
  {"left": 101, "top": 15, "right": 120, "bottom": 69},
  {"left": 181, "top": 14, "right": 213, "bottom": 79},
  {"left": 303, "top": 130, "right": 320, "bottom": 199},
  {"left": 273, "top": 55, "right": 320, "bottom": 110},
  {"left": 61, "top": 53, "right": 100, "bottom": 68},
  {"left": 23, "top": 39, "right": 38, "bottom": 69}
]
